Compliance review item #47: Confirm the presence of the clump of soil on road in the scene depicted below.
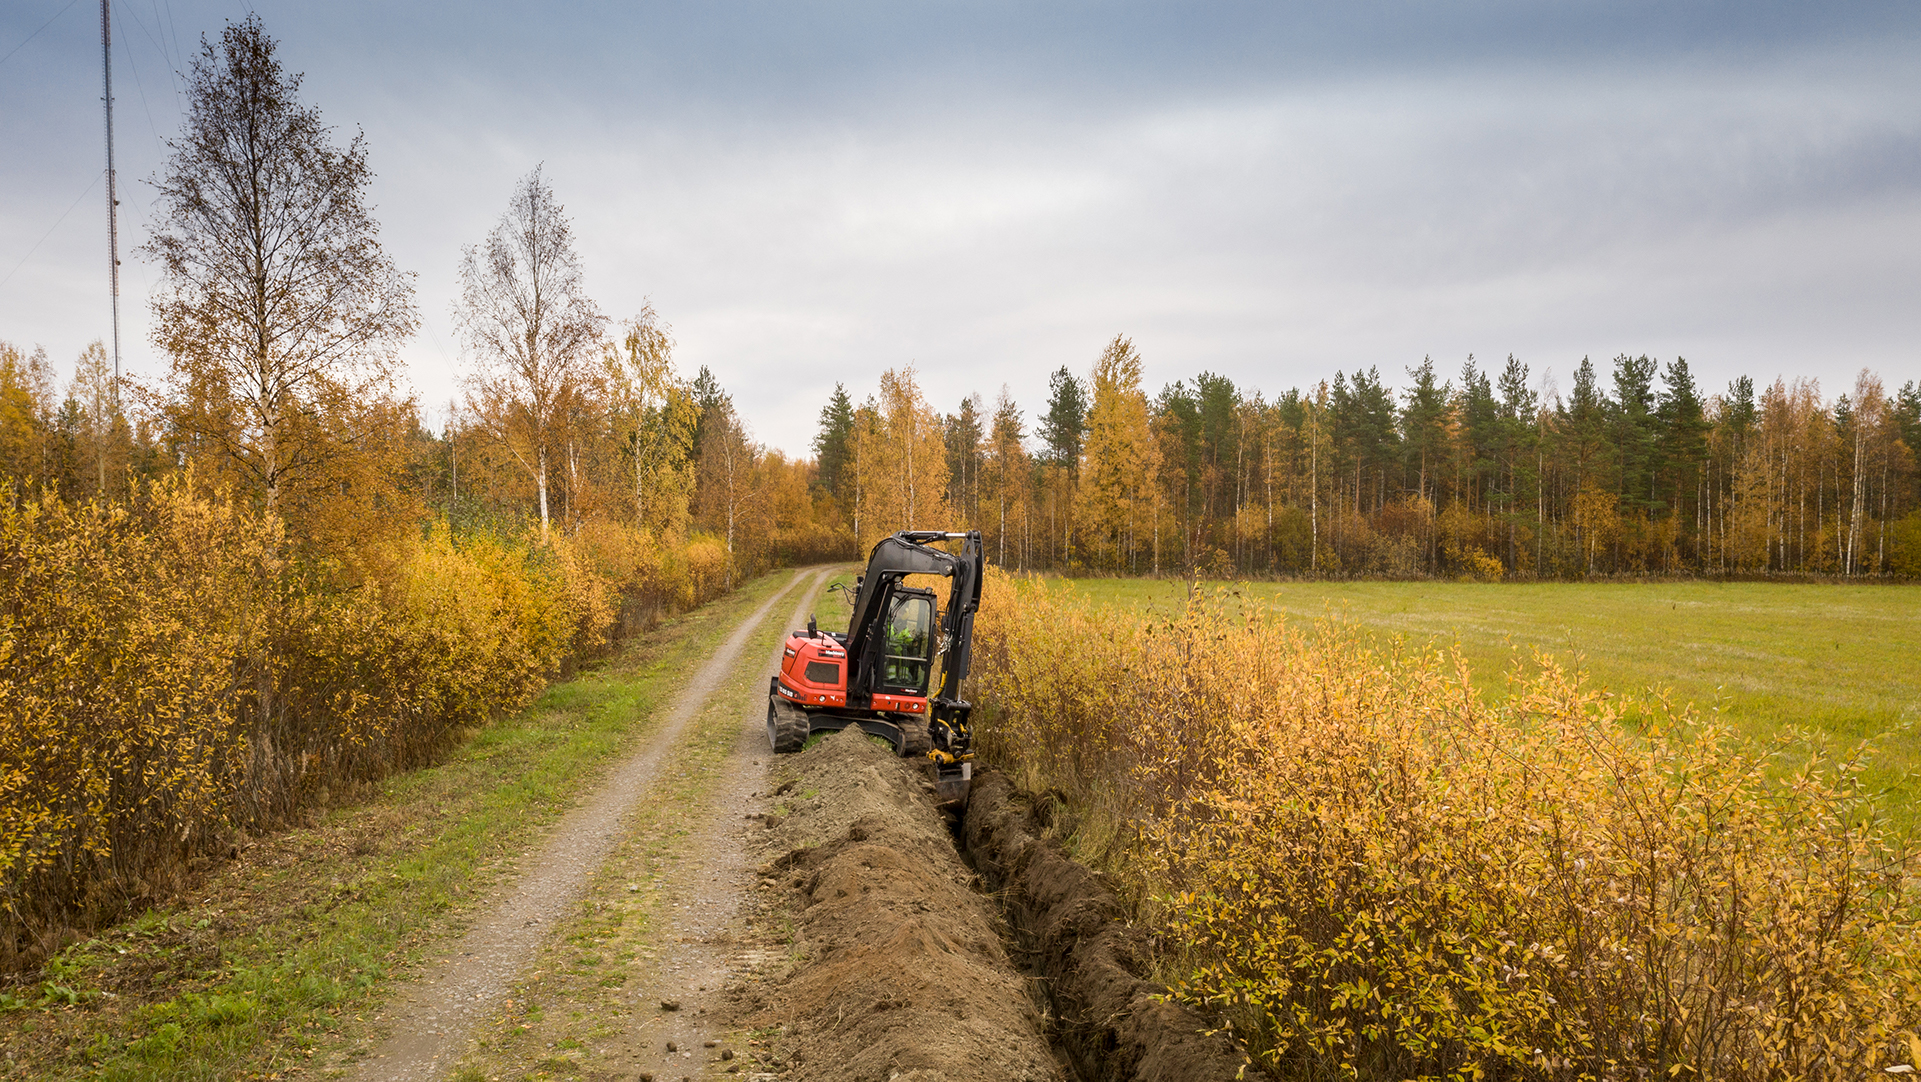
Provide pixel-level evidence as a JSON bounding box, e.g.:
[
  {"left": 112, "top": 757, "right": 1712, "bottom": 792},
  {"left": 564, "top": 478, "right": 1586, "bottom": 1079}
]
[
  {"left": 963, "top": 769, "right": 1253, "bottom": 1082},
  {"left": 734, "top": 729, "right": 1062, "bottom": 1082}
]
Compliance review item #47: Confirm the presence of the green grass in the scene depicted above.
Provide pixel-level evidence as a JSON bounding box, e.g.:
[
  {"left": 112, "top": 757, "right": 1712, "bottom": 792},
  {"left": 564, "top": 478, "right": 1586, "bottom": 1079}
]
[
  {"left": 808, "top": 568, "right": 859, "bottom": 633},
  {"left": 1063, "top": 577, "right": 1921, "bottom": 813},
  {"left": 0, "top": 570, "right": 802, "bottom": 1082}
]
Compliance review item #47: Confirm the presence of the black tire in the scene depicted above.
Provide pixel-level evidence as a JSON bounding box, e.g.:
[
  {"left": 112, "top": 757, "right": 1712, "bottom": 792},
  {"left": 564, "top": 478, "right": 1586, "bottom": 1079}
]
[{"left": 768, "top": 696, "right": 809, "bottom": 754}]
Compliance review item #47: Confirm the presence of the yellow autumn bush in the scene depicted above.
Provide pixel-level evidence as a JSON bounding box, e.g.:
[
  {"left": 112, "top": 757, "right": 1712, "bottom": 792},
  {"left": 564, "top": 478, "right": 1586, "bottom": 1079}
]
[
  {"left": 0, "top": 484, "right": 265, "bottom": 944},
  {"left": 971, "top": 572, "right": 1921, "bottom": 1080},
  {"left": 260, "top": 524, "right": 579, "bottom": 805},
  {"left": 0, "top": 482, "right": 723, "bottom": 962},
  {"left": 684, "top": 533, "right": 733, "bottom": 603}
]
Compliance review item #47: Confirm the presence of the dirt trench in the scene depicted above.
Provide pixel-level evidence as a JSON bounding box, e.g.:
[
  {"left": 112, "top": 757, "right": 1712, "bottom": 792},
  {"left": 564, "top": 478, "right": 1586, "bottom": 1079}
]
[
  {"left": 345, "top": 561, "right": 1243, "bottom": 1082},
  {"left": 960, "top": 772, "right": 1250, "bottom": 1082},
  {"left": 731, "top": 730, "right": 1061, "bottom": 1082},
  {"left": 728, "top": 737, "right": 1249, "bottom": 1082}
]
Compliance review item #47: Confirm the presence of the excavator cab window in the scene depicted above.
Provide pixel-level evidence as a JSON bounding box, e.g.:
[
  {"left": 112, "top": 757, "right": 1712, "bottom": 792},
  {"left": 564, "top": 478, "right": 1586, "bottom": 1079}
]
[{"left": 880, "top": 591, "right": 935, "bottom": 693}]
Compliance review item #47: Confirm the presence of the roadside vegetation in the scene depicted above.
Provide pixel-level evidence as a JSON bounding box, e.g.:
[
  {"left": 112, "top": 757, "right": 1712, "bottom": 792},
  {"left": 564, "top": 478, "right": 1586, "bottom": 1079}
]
[
  {"left": 0, "top": 18, "right": 848, "bottom": 970},
  {"left": 6, "top": 7, "right": 1918, "bottom": 1080},
  {"left": 973, "top": 572, "right": 1921, "bottom": 1080},
  {"left": 0, "top": 572, "right": 795, "bottom": 1082}
]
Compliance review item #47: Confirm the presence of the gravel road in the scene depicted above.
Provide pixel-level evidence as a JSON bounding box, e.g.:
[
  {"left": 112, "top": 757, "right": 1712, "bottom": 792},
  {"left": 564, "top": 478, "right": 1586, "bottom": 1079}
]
[{"left": 352, "top": 567, "right": 829, "bottom": 1082}]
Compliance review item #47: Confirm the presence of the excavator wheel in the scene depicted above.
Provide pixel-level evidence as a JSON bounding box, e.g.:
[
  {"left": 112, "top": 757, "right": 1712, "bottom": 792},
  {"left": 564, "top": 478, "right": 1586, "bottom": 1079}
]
[{"left": 767, "top": 696, "right": 809, "bottom": 754}]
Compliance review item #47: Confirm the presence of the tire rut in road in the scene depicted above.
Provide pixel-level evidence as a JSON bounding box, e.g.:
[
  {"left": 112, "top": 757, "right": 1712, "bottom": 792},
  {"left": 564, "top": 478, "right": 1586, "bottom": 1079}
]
[
  {"left": 352, "top": 568, "right": 827, "bottom": 1082},
  {"left": 446, "top": 562, "right": 831, "bottom": 1081}
]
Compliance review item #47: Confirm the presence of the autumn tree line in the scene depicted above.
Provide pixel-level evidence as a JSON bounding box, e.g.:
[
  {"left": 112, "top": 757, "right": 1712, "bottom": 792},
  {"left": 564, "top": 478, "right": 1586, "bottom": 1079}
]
[
  {"left": 815, "top": 339, "right": 1921, "bottom": 580},
  {"left": 0, "top": 17, "right": 819, "bottom": 962}
]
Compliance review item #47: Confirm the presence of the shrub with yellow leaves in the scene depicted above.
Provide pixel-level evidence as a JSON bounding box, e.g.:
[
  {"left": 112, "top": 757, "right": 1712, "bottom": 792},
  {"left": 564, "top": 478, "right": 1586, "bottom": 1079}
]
[
  {"left": 0, "top": 481, "right": 713, "bottom": 966},
  {"left": 683, "top": 534, "right": 732, "bottom": 604},
  {"left": 0, "top": 482, "right": 267, "bottom": 954},
  {"left": 971, "top": 572, "right": 1921, "bottom": 1080}
]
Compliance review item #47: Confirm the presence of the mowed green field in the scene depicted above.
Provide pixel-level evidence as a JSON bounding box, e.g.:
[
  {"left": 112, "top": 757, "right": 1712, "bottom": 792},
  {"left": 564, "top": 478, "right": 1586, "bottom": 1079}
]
[{"left": 1064, "top": 578, "right": 1921, "bottom": 813}]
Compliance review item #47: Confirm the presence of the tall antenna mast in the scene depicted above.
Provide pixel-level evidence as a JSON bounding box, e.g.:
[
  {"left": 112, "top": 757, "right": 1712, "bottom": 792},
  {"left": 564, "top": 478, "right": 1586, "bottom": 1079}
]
[{"left": 100, "top": 0, "right": 121, "bottom": 405}]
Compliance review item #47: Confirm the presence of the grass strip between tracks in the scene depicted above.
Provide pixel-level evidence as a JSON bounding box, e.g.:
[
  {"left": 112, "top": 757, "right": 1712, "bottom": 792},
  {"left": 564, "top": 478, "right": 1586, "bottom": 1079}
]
[
  {"left": 445, "top": 571, "right": 825, "bottom": 1082},
  {"left": 0, "top": 570, "right": 801, "bottom": 1082}
]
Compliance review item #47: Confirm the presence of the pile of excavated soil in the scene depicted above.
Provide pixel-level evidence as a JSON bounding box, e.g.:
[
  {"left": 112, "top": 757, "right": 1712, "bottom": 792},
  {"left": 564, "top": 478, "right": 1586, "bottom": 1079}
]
[
  {"left": 731, "top": 729, "right": 1063, "bottom": 1082},
  {"left": 963, "top": 770, "right": 1253, "bottom": 1082}
]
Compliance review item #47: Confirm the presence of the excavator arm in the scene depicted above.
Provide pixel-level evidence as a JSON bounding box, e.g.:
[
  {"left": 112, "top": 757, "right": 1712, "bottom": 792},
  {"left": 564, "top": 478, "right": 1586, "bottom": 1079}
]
[
  {"left": 843, "top": 531, "right": 982, "bottom": 708},
  {"left": 769, "top": 530, "right": 982, "bottom": 804}
]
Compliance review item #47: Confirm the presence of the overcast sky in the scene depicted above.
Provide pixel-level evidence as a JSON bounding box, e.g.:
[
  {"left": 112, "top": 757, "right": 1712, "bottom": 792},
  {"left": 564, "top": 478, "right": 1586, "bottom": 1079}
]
[{"left": 3, "top": 1, "right": 1918, "bottom": 454}]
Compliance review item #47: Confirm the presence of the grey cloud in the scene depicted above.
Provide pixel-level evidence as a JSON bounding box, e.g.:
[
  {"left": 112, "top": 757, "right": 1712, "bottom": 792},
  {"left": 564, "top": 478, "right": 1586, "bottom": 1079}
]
[{"left": 2, "top": 1, "right": 1916, "bottom": 453}]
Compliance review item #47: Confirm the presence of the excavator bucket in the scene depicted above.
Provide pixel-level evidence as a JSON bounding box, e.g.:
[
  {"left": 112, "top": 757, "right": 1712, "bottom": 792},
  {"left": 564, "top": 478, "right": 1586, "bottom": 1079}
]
[{"left": 933, "top": 763, "right": 972, "bottom": 807}]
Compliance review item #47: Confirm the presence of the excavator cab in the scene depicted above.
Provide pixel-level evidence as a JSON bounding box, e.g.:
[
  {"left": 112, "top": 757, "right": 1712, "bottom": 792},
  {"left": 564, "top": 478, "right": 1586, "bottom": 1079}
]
[
  {"left": 768, "top": 531, "right": 982, "bottom": 805},
  {"left": 878, "top": 589, "right": 937, "bottom": 694}
]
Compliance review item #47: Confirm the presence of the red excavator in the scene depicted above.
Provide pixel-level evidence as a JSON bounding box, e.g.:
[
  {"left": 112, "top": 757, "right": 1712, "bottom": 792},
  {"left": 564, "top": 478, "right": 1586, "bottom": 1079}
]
[{"left": 768, "top": 530, "right": 983, "bottom": 804}]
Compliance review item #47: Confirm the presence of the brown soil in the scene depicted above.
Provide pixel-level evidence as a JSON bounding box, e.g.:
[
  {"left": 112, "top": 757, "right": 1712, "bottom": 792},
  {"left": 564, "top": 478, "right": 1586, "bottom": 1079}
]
[
  {"left": 961, "top": 770, "right": 1252, "bottom": 1082},
  {"left": 727, "top": 730, "right": 1062, "bottom": 1082}
]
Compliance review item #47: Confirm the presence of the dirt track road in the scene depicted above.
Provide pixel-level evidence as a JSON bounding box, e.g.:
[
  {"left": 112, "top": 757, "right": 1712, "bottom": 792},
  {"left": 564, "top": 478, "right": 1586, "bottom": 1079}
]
[{"left": 353, "top": 567, "right": 830, "bottom": 1082}]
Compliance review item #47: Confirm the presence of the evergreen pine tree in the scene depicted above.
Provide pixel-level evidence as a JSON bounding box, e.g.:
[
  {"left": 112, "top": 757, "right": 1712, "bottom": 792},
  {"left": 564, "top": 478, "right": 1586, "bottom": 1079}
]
[
  {"left": 1658, "top": 357, "right": 1710, "bottom": 562},
  {"left": 690, "top": 365, "right": 727, "bottom": 459},
  {"left": 1038, "top": 366, "right": 1089, "bottom": 470},
  {"left": 813, "top": 382, "right": 854, "bottom": 500},
  {"left": 1611, "top": 354, "right": 1660, "bottom": 513},
  {"left": 1400, "top": 356, "right": 1448, "bottom": 504},
  {"left": 944, "top": 395, "right": 984, "bottom": 524}
]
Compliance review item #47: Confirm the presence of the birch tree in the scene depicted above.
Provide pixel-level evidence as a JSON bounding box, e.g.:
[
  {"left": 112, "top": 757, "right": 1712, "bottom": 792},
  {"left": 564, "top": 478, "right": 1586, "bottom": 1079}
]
[
  {"left": 0, "top": 343, "right": 56, "bottom": 486},
  {"left": 68, "top": 341, "right": 129, "bottom": 499},
  {"left": 945, "top": 394, "right": 984, "bottom": 526},
  {"left": 143, "top": 15, "right": 416, "bottom": 524},
  {"left": 694, "top": 396, "right": 753, "bottom": 561},
  {"left": 456, "top": 166, "right": 605, "bottom": 537},
  {"left": 605, "top": 306, "right": 696, "bottom": 536},
  {"left": 1074, "top": 335, "right": 1159, "bottom": 572},
  {"left": 1845, "top": 369, "right": 1888, "bottom": 574},
  {"left": 984, "top": 387, "right": 1028, "bottom": 568},
  {"left": 849, "top": 367, "right": 949, "bottom": 551}
]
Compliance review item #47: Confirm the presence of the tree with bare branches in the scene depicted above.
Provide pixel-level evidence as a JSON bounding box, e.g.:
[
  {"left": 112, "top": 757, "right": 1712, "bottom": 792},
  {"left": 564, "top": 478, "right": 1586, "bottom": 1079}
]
[
  {"left": 694, "top": 385, "right": 754, "bottom": 562},
  {"left": 142, "top": 14, "right": 416, "bottom": 525},
  {"left": 455, "top": 167, "right": 606, "bottom": 536}
]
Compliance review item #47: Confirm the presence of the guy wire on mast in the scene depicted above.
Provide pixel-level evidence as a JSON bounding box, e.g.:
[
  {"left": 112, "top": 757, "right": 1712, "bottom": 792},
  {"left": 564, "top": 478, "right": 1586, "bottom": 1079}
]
[{"left": 100, "top": 0, "right": 121, "bottom": 406}]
